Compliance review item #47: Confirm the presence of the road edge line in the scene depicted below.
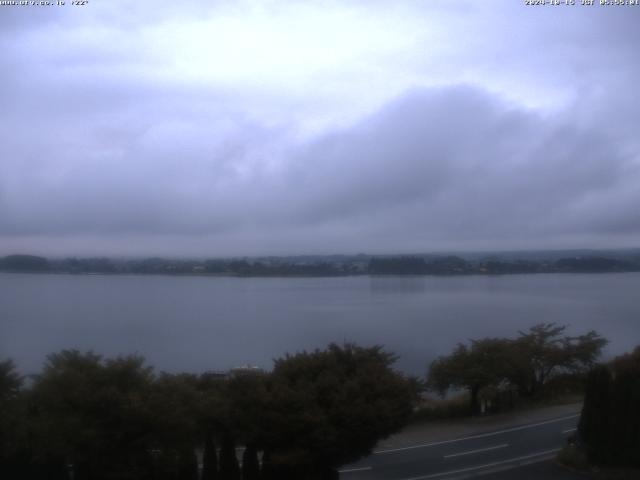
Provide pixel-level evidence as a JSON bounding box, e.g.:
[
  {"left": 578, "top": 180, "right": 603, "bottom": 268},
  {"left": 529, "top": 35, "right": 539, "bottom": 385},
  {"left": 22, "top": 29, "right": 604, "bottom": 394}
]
[
  {"left": 400, "top": 448, "right": 562, "bottom": 480},
  {"left": 375, "top": 414, "right": 579, "bottom": 454}
]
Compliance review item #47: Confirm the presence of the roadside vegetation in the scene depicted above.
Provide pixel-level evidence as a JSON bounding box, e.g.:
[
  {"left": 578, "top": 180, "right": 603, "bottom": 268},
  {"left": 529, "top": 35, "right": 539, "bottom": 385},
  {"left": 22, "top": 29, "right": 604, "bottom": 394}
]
[
  {"left": 422, "top": 323, "right": 606, "bottom": 417},
  {"left": 0, "top": 323, "right": 624, "bottom": 479},
  {"left": 554, "top": 345, "right": 640, "bottom": 479},
  {"left": 0, "top": 344, "right": 417, "bottom": 480}
]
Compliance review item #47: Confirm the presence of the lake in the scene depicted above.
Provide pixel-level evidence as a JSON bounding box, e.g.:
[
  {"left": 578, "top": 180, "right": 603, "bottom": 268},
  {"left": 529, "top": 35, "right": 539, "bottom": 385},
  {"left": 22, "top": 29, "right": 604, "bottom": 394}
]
[{"left": 1, "top": 272, "right": 639, "bottom": 376}]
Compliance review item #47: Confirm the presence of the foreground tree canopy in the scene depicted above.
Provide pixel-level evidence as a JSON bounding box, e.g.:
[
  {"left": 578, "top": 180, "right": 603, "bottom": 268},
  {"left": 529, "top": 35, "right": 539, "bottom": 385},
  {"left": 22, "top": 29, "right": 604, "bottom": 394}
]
[
  {"left": 0, "top": 344, "right": 417, "bottom": 480},
  {"left": 263, "top": 345, "right": 416, "bottom": 477},
  {"left": 427, "top": 323, "right": 607, "bottom": 414},
  {"left": 578, "top": 345, "right": 640, "bottom": 468}
]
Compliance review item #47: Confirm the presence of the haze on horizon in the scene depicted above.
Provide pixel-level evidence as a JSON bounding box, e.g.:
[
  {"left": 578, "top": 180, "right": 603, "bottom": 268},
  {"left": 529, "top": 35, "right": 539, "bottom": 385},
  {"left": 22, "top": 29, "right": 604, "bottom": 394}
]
[{"left": 1, "top": 1, "right": 639, "bottom": 257}]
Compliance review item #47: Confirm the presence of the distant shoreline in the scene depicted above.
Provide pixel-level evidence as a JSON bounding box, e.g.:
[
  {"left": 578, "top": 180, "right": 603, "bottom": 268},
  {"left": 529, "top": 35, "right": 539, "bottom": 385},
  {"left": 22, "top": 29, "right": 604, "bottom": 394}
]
[{"left": 2, "top": 251, "right": 640, "bottom": 278}]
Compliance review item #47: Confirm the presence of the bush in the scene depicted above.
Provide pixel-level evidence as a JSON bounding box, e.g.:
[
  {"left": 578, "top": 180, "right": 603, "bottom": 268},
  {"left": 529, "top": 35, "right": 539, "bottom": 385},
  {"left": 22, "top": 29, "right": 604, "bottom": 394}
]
[
  {"left": 410, "top": 394, "right": 470, "bottom": 422},
  {"left": 538, "top": 373, "right": 587, "bottom": 399},
  {"left": 578, "top": 346, "right": 640, "bottom": 468},
  {"left": 557, "top": 444, "right": 589, "bottom": 471}
]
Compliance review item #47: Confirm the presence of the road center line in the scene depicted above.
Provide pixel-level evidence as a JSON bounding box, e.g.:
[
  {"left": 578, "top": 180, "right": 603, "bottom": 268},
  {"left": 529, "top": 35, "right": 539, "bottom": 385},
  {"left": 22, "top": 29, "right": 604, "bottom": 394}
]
[
  {"left": 401, "top": 448, "right": 562, "bottom": 480},
  {"left": 443, "top": 443, "right": 508, "bottom": 459},
  {"left": 562, "top": 427, "right": 577, "bottom": 434},
  {"left": 338, "top": 466, "right": 372, "bottom": 473},
  {"left": 375, "top": 413, "right": 579, "bottom": 454}
]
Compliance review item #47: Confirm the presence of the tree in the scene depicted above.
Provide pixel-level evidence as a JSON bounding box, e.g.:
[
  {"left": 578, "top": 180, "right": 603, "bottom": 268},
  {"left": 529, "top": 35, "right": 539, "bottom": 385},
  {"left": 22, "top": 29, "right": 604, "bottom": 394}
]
[
  {"left": 428, "top": 338, "right": 513, "bottom": 414},
  {"left": 511, "top": 323, "right": 607, "bottom": 397},
  {"left": 578, "top": 346, "right": 640, "bottom": 467},
  {"left": 201, "top": 431, "right": 218, "bottom": 480},
  {"left": 427, "top": 324, "right": 608, "bottom": 413},
  {"left": 218, "top": 435, "right": 240, "bottom": 480},
  {"left": 0, "top": 359, "right": 22, "bottom": 401},
  {"left": 29, "top": 350, "right": 156, "bottom": 480},
  {"left": 0, "top": 254, "right": 50, "bottom": 271},
  {"left": 197, "top": 373, "right": 227, "bottom": 480},
  {"left": 368, "top": 257, "right": 428, "bottom": 274},
  {"left": 241, "top": 444, "right": 260, "bottom": 480},
  {"left": 0, "top": 359, "right": 24, "bottom": 478},
  {"left": 577, "top": 365, "right": 612, "bottom": 464},
  {"left": 262, "top": 343, "right": 416, "bottom": 478},
  {"left": 148, "top": 373, "right": 202, "bottom": 480},
  {"left": 222, "top": 372, "right": 269, "bottom": 479},
  {"left": 1, "top": 344, "right": 417, "bottom": 479},
  {"left": 607, "top": 346, "right": 640, "bottom": 467}
]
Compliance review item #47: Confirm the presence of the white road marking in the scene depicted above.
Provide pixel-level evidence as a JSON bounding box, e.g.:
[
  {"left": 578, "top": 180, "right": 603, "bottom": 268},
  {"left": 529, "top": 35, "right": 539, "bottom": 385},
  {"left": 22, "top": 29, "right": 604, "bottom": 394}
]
[
  {"left": 443, "top": 443, "right": 508, "bottom": 459},
  {"left": 401, "top": 448, "right": 562, "bottom": 480},
  {"left": 375, "top": 414, "right": 579, "bottom": 454},
  {"left": 338, "top": 466, "right": 372, "bottom": 473},
  {"left": 562, "top": 427, "right": 577, "bottom": 434}
]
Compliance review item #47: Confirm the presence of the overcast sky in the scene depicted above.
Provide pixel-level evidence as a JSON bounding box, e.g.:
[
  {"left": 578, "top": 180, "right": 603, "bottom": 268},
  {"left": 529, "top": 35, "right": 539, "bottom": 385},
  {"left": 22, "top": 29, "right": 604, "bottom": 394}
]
[{"left": 1, "top": 0, "right": 639, "bottom": 257}]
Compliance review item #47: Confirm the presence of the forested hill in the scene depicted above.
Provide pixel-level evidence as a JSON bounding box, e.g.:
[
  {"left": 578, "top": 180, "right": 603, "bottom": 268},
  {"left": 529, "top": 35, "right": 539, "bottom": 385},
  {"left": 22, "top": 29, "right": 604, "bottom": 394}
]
[{"left": 2, "top": 250, "right": 640, "bottom": 276}]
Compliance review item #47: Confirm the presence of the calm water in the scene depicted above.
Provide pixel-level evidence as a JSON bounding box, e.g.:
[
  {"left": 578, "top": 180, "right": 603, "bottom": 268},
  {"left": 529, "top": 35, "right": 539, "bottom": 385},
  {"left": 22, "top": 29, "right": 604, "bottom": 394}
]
[{"left": 1, "top": 272, "right": 639, "bottom": 376}]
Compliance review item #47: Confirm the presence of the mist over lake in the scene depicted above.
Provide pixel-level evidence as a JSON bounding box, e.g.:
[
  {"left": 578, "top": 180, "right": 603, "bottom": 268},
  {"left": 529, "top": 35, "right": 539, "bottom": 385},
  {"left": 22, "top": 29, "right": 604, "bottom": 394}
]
[{"left": 2, "top": 272, "right": 638, "bottom": 376}]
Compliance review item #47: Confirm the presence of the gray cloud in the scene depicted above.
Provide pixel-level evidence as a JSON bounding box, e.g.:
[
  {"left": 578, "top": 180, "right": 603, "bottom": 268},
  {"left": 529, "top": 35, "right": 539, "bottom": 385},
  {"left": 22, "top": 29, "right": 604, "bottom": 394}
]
[
  {"left": 1, "top": 1, "right": 639, "bottom": 256},
  {"left": 279, "top": 87, "right": 638, "bottom": 245}
]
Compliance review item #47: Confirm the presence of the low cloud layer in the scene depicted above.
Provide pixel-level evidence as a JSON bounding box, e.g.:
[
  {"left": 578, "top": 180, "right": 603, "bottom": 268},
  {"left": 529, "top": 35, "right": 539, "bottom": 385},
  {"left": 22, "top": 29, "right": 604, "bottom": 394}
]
[{"left": 1, "top": 1, "right": 639, "bottom": 256}]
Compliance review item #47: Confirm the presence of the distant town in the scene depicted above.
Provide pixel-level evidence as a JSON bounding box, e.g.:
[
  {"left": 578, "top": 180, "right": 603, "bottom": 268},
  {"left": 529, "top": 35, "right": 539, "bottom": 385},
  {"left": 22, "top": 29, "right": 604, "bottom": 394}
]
[{"left": 2, "top": 249, "right": 640, "bottom": 276}]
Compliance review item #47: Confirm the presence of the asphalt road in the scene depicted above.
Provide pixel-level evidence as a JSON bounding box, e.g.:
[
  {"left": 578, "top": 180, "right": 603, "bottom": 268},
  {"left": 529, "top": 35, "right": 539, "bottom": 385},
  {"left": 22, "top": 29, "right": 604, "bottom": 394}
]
[{"left": 339, "top": 413, "right": 579, "bottom": 480}]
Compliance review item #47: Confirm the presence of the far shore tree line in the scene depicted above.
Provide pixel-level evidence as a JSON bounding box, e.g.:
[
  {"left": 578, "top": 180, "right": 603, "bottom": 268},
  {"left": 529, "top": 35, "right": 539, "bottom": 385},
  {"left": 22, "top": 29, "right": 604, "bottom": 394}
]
[
  {"left": 2, "top": 252, "right": 640, "bottom": 277},
  {"left": 1, "top": 323, "right": 637, "bottom": 479}
]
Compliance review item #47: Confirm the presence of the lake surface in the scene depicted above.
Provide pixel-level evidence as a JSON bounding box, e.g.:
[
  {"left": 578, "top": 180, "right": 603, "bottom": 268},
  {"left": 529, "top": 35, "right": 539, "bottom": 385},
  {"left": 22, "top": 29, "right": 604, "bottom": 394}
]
[{"left": 1, "top": 272, "right": 639, "bottom": 376}]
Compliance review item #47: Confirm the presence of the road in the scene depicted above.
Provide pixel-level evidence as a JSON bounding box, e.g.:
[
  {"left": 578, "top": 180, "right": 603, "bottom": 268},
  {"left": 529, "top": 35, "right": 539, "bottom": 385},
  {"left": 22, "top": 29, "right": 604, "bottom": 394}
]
[{"left": 339, "top": 413, "right": 579, "bottom": 480}]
